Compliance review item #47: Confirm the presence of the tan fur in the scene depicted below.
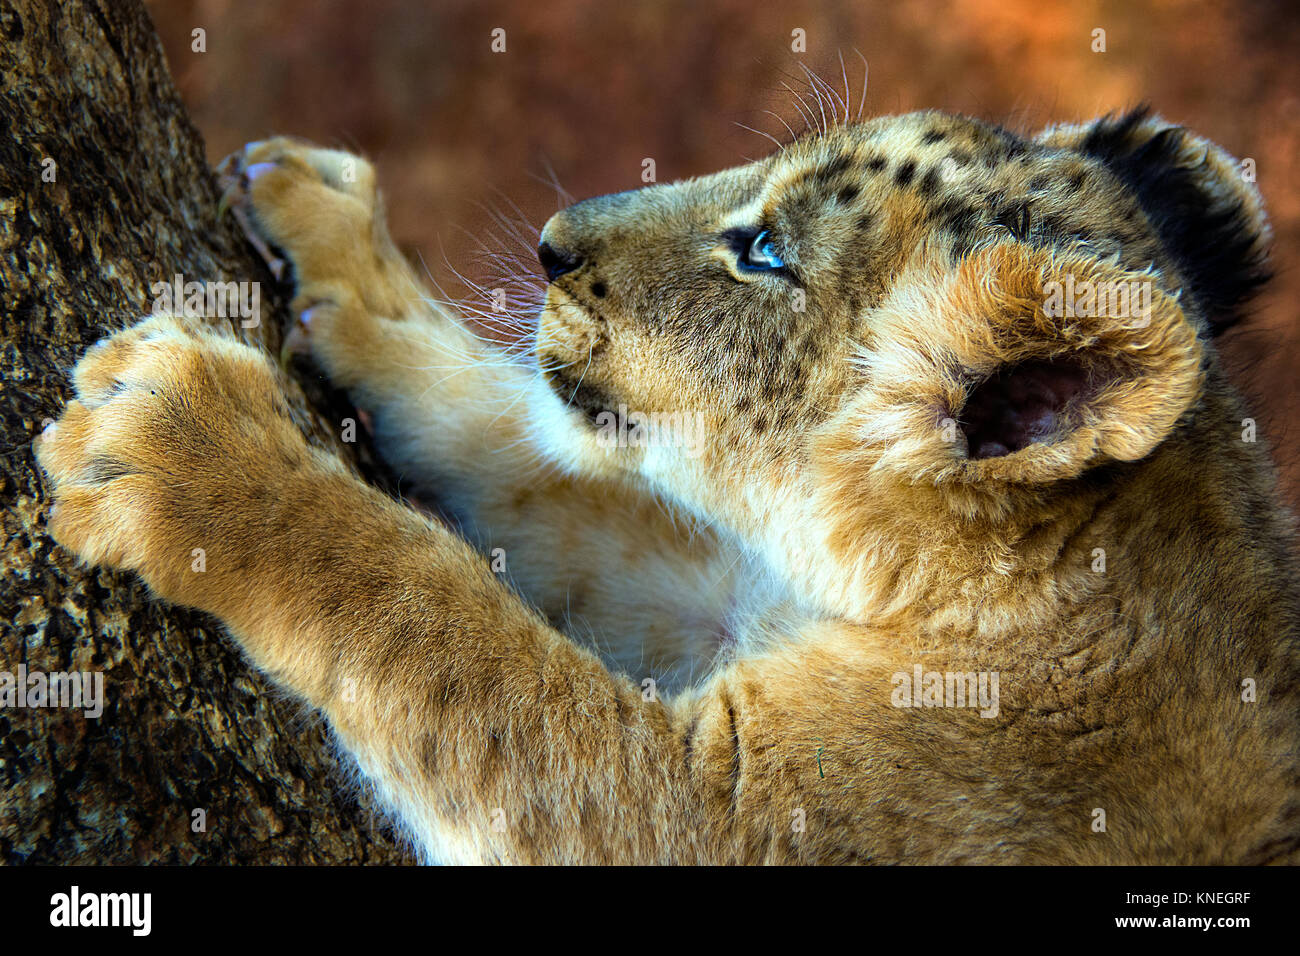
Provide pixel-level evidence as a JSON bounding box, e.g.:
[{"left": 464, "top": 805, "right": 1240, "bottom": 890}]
[{"left": 35, "top": 111, "right": 1300, "bottom": 863}]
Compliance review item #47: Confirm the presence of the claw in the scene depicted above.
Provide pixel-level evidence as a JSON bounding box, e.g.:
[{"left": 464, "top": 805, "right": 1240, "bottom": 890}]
[
  {"left": 227, "top": 203, "right": 287, "bottom": 281},
  {"left": 279, "top": 317, "right": 312, "bottom": 368},
  {"left": 214, "top": 151, "right": 246, "bottom": 218},
  {"left": 217, "top": 184, "right": 239, "bottom": 219},
  {"left": 214, "top": 152, "right": 241, "bottom": 178},
  {"left": 244, "top": 162, "right": 278, "bottom": 184}
]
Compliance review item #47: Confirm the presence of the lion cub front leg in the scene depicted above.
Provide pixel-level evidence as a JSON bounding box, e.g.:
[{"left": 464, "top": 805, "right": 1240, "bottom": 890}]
[
  {"left": 216, "top": 140, "right": 742, "bottom": 683},
  {"left": 217, "top": 137, "right": 591, "bottom": 538},
  {"left": 33, "top": 317, "right": 732, "bottom": 862}
]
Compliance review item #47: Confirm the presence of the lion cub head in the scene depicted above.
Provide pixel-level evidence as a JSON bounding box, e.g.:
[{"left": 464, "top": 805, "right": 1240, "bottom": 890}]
[{"left": 530, "top": 108, "right": 1270, "bottom": 616}]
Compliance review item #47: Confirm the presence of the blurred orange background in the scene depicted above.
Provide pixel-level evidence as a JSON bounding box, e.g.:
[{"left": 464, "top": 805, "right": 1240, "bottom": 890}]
[{"left": 147, "top": 0, "right": 1300, "bottom": 509}]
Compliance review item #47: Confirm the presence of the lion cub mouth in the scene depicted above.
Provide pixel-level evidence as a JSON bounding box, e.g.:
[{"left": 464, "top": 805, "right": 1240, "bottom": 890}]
[{"left": 538, "top": 359, "right": 621, "bottom": 427}]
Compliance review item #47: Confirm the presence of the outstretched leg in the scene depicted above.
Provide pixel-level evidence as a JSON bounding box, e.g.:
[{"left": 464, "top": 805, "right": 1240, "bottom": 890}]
[{"left": 216, "top": 139, "right": 753, "bottom": 685}]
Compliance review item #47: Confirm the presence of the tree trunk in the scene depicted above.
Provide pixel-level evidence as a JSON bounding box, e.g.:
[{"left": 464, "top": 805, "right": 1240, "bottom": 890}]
[{"left": 0, "top": 0, "right": 411, "bottom": 863}]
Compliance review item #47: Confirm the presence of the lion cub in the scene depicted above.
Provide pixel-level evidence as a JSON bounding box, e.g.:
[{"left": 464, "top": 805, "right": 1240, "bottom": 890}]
[{"left": 36, "top": 108, "right": 1299, "bottom": 863}]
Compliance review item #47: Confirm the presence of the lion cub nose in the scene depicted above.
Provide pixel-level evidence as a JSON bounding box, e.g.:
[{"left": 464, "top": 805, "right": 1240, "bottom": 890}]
[{"left": 537, "top": 241, "right": 584, "bottom": 282}]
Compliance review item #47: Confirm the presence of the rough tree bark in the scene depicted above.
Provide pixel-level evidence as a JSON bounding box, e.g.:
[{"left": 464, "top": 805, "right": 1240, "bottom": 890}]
[{"left": 0, "top": 0, "right": 412, "bottom": 863}]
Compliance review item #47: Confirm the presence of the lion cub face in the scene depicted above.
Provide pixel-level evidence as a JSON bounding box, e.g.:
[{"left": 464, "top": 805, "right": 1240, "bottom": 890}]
[{"left": 531, "top": 109, "right": 1267, "bottom": 526}]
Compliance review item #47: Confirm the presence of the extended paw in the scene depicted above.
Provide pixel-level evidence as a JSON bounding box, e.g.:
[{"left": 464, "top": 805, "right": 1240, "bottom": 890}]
[
  {"left": 216, "top": 138, "right": 402, "bottom": 372},
  {"left": 216, "top": 138, "right": 377, "bottom": 274},
  {"left": 35, "top": 313, "right": 310, "bottom": 603}
]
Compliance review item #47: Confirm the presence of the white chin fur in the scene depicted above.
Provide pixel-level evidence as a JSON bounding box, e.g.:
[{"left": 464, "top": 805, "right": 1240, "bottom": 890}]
[{"left": 525, "top": 375, "right": 630, "bottom": 479}]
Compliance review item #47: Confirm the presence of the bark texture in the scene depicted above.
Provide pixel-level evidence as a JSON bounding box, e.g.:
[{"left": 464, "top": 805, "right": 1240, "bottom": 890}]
[{"left": 0, "top": 0, "right": 412, "bottom": 863}]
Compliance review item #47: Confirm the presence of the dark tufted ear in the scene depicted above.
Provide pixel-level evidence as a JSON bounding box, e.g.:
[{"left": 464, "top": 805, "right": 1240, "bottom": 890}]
[{"left": 1037, "top": 107, "right": 1271, "bottom": 336}]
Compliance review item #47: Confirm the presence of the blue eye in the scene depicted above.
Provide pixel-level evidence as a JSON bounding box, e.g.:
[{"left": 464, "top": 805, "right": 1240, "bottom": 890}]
[{"left": 741, "top": 229, "right": 785, "bottom": 271}]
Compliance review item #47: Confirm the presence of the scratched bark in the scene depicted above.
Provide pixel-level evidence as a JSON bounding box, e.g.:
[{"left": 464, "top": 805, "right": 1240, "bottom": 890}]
[{"left": 0, "top": 0, "right": 412, "bottom": 863}]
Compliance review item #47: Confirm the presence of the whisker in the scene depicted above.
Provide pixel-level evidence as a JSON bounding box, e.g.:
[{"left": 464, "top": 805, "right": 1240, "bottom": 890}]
[
  {"left": 800, "top": 62, "right": 848, "bottom": 129},
  {"left": 778, "top": 81, "right": 818, "bottom": 135},
  {"left": 854, "top": 49, "right": 869, "bottom": 122},
  {"left": 760, "top": 109, "right": 799, "bottom": 144},
  {"left": 838, "top": 50, "right": 851, "bottom": 126},
  {"left": 733, "top": 121, "right": 785, "bottom": 153}
]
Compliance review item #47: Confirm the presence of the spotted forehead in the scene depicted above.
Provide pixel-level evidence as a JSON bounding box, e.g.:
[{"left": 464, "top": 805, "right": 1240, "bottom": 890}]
[
  {"left": 764, "top": 114, "right": 1039, "bottom": 208},
  {"left": 757, "top": 112, "right": 1151, "bottom": 264}
]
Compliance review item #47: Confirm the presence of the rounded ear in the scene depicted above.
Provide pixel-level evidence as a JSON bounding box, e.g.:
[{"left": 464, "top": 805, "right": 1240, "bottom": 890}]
[
  {"left": 848, "top": 241, "right": 1205, "bottom": 486},
  {"left": 1036, "top": 107, "right": 1271, "bottom": 336}
]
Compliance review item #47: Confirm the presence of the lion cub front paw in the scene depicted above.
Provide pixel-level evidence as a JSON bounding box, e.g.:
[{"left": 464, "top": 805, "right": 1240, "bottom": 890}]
[
  {"left": 35, "top": 313, "right": 312, "bottom": 607},
  {"left": 216, "top": 138, "right": 378, "bottom": 281},
  {"left": 216, "top": 138, "right": 398, "bottom": 380}
]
